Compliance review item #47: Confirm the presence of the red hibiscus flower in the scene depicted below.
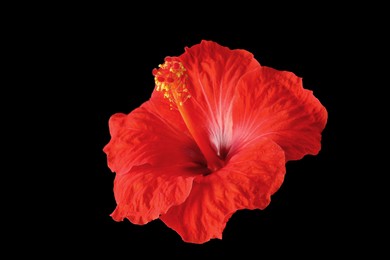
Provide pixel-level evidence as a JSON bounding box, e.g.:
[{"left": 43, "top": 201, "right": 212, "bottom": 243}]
[{"left": 103, "top": 40, "right": 328, "bottom": 244}]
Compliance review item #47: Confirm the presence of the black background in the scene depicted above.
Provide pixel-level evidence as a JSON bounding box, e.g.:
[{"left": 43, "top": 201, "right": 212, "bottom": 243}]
[{"left": 12, "top": 5, "right": 379, "bottom": 258}]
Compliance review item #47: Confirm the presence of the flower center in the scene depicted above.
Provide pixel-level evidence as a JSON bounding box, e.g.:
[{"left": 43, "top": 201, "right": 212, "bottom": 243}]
[{"left": 153, "top": 57, "right": 225, "bottom": 173}]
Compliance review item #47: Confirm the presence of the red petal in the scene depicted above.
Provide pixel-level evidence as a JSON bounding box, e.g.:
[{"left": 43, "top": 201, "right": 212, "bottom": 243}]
[
  {"left": 167, "top": 40, "right": 261, "bottom": 160},
  {"left": 103, "top": 96, "right": 205, "bottom": 175},
  {"left": 111, "top": 164, "right": 204, "bottom": 224},
  {"left": 180, "top": 41, "right": 260, "bottom": 103},
  {"left": 232, "top": 66, "right": 328, "bottom": 161},
  {"left": 160, "top": 139, "right": 286, "bottom": 244},
  {"left": 104, "top": 95, "right": 212, "bottom": 224}
]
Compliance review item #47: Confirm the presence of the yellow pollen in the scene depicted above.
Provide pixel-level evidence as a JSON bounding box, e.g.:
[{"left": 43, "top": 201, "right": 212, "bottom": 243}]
[{"left": 153, "top": 57, "right": 191, "bottom": 108}]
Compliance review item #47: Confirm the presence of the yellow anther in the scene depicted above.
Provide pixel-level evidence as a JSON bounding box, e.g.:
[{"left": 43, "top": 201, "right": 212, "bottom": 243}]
[{"left": 152, "top": 57, "right": 191, "bottom": 108}]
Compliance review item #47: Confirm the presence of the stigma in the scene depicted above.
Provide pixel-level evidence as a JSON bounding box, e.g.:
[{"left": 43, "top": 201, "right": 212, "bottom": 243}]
[{"left": 152, "top": 57, "right": 191, "bottom": 108}]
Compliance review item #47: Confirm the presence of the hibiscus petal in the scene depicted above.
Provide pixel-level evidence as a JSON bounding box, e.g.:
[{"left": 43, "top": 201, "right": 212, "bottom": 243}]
[
  {"left": 160, "top": 138, "right": 286, "bottom": 244},
  {"left": 104, "top": 92, "right": 211, "bottom": 224},
  {"left": 111, "top": 165, "right": 205, "bottom": 224},
  {"left": 232, "top": 66, "right": 328, "bottom": 161},
  {"left": 172, "top": 40, "right": 261, "bottom": 160},
  {"left": 103, "top": 94, "right": 206, "bottom": 175}
]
